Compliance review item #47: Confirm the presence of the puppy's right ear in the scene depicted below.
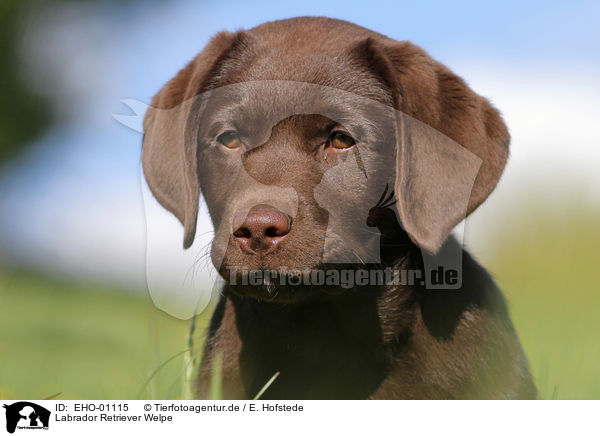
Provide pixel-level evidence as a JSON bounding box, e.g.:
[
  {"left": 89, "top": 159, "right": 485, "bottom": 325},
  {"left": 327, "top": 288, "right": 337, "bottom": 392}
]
[{"left": 142, "top": 31, "right": 240, "bottom": 248}]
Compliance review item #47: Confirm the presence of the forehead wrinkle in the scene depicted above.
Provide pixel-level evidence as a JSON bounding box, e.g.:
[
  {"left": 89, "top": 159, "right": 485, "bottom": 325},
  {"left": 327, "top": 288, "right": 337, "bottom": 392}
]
[
  {"left": 250, "top": 53, "right": 392, "bottom": 106},
  {"left": 210, "top": 35, "right": 394, "bottom": 108}
]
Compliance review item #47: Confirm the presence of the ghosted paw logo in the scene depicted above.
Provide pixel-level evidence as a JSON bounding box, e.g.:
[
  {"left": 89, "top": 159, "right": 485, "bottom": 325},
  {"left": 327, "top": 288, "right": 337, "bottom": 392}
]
[{"left": 2, "top": 402, "right": 50, "bottom": 433}]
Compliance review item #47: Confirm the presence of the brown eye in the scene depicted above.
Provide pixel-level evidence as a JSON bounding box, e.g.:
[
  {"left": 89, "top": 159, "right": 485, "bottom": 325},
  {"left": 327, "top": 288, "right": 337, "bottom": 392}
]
[
  {"left": 217, "top": 131, "right": 241, "bottom": 149},
  {"left": 328, "top": 131, "right": 355, "bottom": 149}
]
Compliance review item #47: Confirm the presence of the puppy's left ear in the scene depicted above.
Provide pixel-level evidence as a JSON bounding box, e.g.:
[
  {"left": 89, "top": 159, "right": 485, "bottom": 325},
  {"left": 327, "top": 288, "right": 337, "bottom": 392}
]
[{"left": 355, "top": 38, "right": 510, "bottom": 254}]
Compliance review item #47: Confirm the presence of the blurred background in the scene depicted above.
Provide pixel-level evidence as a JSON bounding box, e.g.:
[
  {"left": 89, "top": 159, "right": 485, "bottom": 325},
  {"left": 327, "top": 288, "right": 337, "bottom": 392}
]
[{"left": 0, "top": 0, "right": 598, "bottom": 399}]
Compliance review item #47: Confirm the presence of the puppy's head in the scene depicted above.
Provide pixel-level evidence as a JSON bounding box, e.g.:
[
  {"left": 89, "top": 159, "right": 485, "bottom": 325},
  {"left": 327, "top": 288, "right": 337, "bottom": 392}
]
[{"left": 142, "top": 17, "right": 509, "bottom": 301}]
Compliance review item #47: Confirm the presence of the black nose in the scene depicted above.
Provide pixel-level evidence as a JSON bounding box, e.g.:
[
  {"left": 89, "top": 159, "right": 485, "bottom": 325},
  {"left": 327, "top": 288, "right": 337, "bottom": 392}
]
[{"left": 232, "top": 204, "right": 292, "bottom": 254}]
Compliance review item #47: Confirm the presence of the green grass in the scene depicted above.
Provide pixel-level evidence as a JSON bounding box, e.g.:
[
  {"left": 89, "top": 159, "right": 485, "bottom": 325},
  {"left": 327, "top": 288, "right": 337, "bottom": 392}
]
[
  {"left": 0, "top": 200, "right": 598, "bottom": 399},
  {"left": 484, "top": 199, "right": 600, "bottom": 399},
  {"left": 0, "top": 272, "right": 202, "bottom": 400}
]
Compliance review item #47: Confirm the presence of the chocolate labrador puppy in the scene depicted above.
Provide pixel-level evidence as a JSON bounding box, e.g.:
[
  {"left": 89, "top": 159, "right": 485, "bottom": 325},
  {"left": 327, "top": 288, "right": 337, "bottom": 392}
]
[{"left": 142, "top": 17, "right": 536, "bottom": 399}]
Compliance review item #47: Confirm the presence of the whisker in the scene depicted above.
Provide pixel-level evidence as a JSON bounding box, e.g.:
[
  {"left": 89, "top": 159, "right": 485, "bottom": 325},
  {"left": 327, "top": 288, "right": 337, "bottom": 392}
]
[
  {"left": 327, "top": 230, "right": 367, "bottom": 265},
  {"left": 383, "top": 189, "right": 395, "bottom": 206},
  {"left": 375, "top": 184, "right": 389, "bottom": 207},
  {"left": 382, "top": 199, "right": 397, "bottom": 209}
]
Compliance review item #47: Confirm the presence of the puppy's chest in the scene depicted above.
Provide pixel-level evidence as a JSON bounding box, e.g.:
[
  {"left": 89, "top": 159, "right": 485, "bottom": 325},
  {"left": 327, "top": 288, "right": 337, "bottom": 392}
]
[{"left": 232, "top": 298, "right": 389, "bottom": 399}]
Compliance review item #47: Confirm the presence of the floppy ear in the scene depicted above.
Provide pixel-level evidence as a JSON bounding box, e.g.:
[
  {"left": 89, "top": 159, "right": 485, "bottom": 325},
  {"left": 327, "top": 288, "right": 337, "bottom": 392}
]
[
  {"left": 358, "top": 38, "right": 509, "bottom": 254},
  {"left": 142, "top": 31, "right": 240, "bottom": 248}
]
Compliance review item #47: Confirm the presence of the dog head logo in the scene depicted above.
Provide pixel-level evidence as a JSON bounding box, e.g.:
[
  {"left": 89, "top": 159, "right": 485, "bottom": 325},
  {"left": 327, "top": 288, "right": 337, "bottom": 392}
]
[{"left": 3, "top": 402, "right": 50, "bottom": 434}]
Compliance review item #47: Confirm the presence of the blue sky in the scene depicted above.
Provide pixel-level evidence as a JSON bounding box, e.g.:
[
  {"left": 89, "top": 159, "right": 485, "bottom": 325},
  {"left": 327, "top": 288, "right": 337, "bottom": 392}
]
[{"left": 0, "top": 0, "right": 598, "bottom": 303}]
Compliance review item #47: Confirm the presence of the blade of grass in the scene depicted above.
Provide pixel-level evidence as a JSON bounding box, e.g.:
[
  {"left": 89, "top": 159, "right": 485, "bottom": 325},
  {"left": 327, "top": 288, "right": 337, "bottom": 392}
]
[
  {"left": 136, "top": 348, "right": 189, "bottom": 399},
  {"left": 208, "top": 352, "right": 223, "bottom": 400},
  {"left": 253, "top": 372, "right": 280, "bottom": 400}
]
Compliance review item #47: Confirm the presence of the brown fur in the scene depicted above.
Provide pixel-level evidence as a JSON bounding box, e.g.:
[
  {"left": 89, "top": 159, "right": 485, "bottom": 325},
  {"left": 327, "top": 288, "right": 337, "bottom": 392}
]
[{"left": 142, "top": 17, "right": 536, "bottom": 399}]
